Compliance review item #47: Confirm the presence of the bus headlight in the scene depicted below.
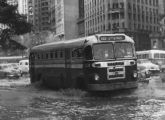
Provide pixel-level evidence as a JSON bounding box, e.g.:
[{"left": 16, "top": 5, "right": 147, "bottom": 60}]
[
  {"left": 94, "top": 74, "right": 100, "bottom": 81},
  {"left": 133, "top": 71, "right": 138, "bottom": 78}
]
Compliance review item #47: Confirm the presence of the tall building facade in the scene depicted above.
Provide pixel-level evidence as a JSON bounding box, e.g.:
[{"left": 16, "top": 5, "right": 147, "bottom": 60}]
[
  {"left": 27, "top": 0, "right": 34, "bottom": 25},
  {"left": 77, "top": 0, "right": 85, "bottom": 37},
  {"left": 33, "top": 0, "right": 51, "bottom": 31},
  {"left": 7, "top": 0, "right": 18, "bottom": 5},
  {"left": 18, "top": 0, "right": 28, "bottom": 15},
  {"left": 50, "top": 0, "right": 56, "bottom": 31},
  {"left": 54, "top": 0, "right": 79, "bottom": 40},
  {"left": 159, "top": 0, "right": 165, "bottom": 15},
  {"left": 84, "top": 0, "right": 159, "bottom": 51}
]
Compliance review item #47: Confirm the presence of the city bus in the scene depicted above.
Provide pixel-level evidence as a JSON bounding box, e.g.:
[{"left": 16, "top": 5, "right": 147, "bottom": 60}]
[
  {"left": 29, "top": 34, "right": 138, "bottom": 91},
  {"left": 0, "top": 56, "right": 26, "bottom": 63},
  {"left": 136, "top": 49, "right": 165, "bottom": 65}
]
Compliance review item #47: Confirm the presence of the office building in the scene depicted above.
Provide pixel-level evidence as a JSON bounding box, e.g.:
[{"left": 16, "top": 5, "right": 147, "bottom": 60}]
[
  {"left": 77, "top": 0, "right": 85, "bottom": 37},
  {"left": 84, "top": 0, "right": 159, "bottom": 50},
  {"left": 159, "top": 0, "right": 165, "bottom": 15},
  {"left": 33, "top": 0, "right": 51, "bottom": 31},
  {"left": 18, "top": 0, "right": 28, "bottom": 15},
  {"left": 27, "top": 0, "right": 34, "bottom": 24},
  {"left": 50, "top": 0, "right": 56, "bottom": 31},
  {"left": 54, "top": 0, "right": 78, "bottom": 40}
]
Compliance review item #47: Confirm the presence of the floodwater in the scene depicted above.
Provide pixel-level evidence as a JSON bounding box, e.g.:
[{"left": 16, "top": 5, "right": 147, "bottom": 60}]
[{"left": 0, "top": 75, "right": 165, "bottom": 120}]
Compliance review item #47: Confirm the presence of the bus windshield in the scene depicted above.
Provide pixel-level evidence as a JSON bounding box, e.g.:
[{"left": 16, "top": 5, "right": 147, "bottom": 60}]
[
  {"left": 93, "top": 42, "right": 134, "bottom": 60},
  {"left": 114, "top": 42, "right": 134, "bottom": 58},
  {"left": 93, "top": 43, "right": 114, "bottom": 60}
]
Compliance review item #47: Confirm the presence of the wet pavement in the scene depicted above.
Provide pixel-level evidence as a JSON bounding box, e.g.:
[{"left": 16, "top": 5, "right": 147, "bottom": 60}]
[{"left": 0, "top": 75, "right": 165, "bottom": 120}]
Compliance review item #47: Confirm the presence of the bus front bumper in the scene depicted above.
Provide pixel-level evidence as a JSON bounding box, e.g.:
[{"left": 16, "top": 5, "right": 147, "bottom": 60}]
[{"left": 87, "top": 81, "right": 138, "bottom": 91}]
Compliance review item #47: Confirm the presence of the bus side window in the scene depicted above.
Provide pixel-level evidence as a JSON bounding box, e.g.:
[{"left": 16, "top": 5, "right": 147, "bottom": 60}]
[
  {"left": 35, "top": 53, "right": 37, "bottom": 60},
  {"left": 60, "top": 50, "right": 64, "bottom": 58},
  {"left": 50, "top": 52, "right": 54, "bottom": 59},
  {"left": 55, "top": 51, "right": 58, "bottom": 58},
  {"left": 41, "top": 53, "right": 44, "bottom": 59},
  {"left": 84, "top": 46, "right": 92, "bottom": 60},
  {"left": 46, "top": 53, "right": 48, "bottom": 59},
  {"left": 72, "top": 48, "right": 83, "bottom": 58},
  {"left": 38, "top": 53, "right": 40, "bottom": 60},
  {"left": 154, "top": 53, "right": 159, "bottom": 58}
]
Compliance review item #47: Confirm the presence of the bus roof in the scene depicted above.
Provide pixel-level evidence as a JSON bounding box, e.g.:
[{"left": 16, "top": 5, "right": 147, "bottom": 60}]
[
  {"left": 136, "top": 49, "right": 165, "bottom": 54},
  {"left": 31, "top": 34, "right": 134, "bottom": 52}
]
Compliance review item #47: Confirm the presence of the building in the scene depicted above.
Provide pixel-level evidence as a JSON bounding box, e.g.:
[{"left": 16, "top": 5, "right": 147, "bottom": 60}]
[
  {"left": 33, "top": 0, "right": 51, "bottom": 31},
  {"left": 27, "top": 0, "right": 34, "bottom": 25},
  {"left": 50, "top": 0, "right": 56, "bottom": 32},
  {"left": 54, "top": 0, "right": 79, "bottom": 40},
  {"left": 84, "top": 0, "right": 160, "bottom": 51},
  {"left": 149, "top": 0, "right": 165, "bottom": 50},
  {"left": 158, "top": 0, "right": 165, "bottom": 35},
  {"left": 159, "top": 0, "right": 165, "bottom": 15},
  {"left": 18, "top": 0, "right": 28, "bottom": 15},
  {"left": 77, "top": 0, "right": 85, "bottom": 37}
]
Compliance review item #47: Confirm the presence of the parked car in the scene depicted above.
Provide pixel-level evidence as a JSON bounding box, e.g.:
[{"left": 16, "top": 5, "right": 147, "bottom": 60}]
[
  {"left": 137, "top": 64, "right": 151, "bottom": 81},
  {"left": 19, "top": 60, "right": 29, "bottom": 76},
  {"left": 138, "top": 62, "right": 160, "bottom": 74},
  {"left": 160, "top": 65, "right": 165, "bottom": 72},
  {"left": 0, "top": 63, "right": 21, "bottom": 79}
]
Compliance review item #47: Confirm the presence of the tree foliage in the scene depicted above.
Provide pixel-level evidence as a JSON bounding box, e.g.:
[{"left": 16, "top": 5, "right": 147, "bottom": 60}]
[{"left": 0, "top": 0, "right": 32, "bottom": 50}]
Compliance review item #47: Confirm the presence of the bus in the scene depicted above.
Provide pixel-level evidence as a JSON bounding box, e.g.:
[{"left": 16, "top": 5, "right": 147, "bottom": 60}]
[
  {"left": 29, "top": 34, "right": 138, "bottom": 91},
  {"left": 0, "top": 56, "right": 26, "bottom": 63},
  {"left": 136, "top": 49, "right": 165, "bottom": 66}
]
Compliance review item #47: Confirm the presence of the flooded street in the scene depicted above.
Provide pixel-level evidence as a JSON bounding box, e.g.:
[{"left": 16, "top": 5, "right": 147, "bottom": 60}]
[{"left": 0, "top": 75, "right": 165, "bottom": 120}]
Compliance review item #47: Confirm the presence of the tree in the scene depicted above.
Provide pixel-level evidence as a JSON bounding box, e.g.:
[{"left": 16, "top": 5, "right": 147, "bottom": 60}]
[{"left": 0, "top": 0, "right": 32, "bottom": 50}]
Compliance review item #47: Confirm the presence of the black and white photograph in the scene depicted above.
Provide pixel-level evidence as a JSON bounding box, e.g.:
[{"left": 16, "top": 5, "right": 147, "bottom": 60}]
[{"left": 0, "top": 0, "right": 165, "bottom": 119}]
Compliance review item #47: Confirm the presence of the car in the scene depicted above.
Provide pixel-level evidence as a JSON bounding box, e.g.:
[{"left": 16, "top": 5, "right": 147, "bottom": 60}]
[
  {"left": 160, "top": 65, "right": 165, "bottom": 72},
  {"left": 0, "top": 63, "right": 21, "bottom": 79},
  {"left": 19, "top": 59, "right": 29, "bottom": 76},
  {"left": 137, "top": 64, "right": 151, "bottom": 81},
  {"left": 143, "top": 62, "right": 160, "bottom": 74}
]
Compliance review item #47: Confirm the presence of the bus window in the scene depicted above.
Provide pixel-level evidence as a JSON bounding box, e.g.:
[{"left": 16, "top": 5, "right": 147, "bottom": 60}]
[
  {"left": 160, "top": 54, "right": 163, "bottom": 59},
  {"left": 84, "top": 46, "right": 92, "bottom": 60},
  {"left": 115, "top": 42, "right": 134, "bottom": 58},
  {"left": 50, "top": 52, "right": 54, "bottom": 59},
  {"left": 93, "top": 43, "right": 114, "bottom": 60},
  {"left": 72, "top": 48, "right": 83, "bottom": 58},
  {"left": 154, "top": 53, "right": 159, "bottom": 58},
  {"left": 37, "top": 53, "right": 40, "bottom": 59},
  {"left": 146, "top": 54, "right": 149, "bottom": 59},
  {"left": 34, "top": 53, "right": 37, "bottom": 60},
  {"left": 60, "top": 50, "right": 64, "bottom": 58},
  {"left": 55, "top": 51, "right": 58, "bottom": 58},
  {"left": 46, "top": 53, "right": 49, "bottom": 59}
]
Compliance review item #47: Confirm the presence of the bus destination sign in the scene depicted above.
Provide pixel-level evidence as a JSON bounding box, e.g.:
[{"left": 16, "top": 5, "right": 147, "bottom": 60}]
[{"left": 100, "top": 35, "right": 125, "bottom": 41}]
